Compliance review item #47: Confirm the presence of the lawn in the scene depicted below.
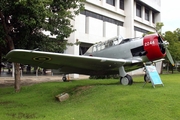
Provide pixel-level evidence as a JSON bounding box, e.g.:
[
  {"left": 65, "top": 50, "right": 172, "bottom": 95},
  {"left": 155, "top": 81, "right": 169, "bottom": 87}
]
[{"left": 0, "top": 74, "right": 180, "bottom": 120}]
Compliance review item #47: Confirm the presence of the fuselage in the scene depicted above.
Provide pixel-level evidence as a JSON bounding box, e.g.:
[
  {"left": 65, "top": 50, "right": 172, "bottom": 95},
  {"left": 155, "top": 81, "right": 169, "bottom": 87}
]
[
  {"left": 84, "top": 34, "right": 166, "bottom": 63},
  {"left": 5, "top": 34, "right": 169, "bottom": 77}
]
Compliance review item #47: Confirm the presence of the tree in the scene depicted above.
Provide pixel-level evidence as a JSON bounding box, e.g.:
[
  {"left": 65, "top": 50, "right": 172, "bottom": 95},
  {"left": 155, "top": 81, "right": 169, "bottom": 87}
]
[
  {"left": 156, "top": 22, "right": 164, "bottom": 33},
  {"left": 0, "top": 23, "right": 7, "bottom": 74},
  {"left": 0, "top": 0, "right": 85, "bottom": 92},
  {"left": 164, "top": 29, "right": 180, "bottom": 65}
]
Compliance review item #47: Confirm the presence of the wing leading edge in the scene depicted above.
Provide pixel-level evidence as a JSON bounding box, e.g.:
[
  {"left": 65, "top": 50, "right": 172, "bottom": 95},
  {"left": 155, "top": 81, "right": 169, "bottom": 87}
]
[{"left": 6, "top": 49, "right": 140, "bottom": 75}]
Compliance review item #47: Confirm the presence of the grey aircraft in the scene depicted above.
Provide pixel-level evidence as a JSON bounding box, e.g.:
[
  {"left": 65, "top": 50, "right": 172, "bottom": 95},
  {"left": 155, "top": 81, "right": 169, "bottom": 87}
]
[{"left": 6, "top": 34, "right": 174, "bottom": 85}]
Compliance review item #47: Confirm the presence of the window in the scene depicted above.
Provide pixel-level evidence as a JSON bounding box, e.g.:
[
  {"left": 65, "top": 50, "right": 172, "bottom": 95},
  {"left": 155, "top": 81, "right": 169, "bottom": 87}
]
[
  {"left": 136, "top": 4, "right": 141, "bottom": 17},
  {"left": 152, "top": 12, "right": 155, "bottom": 23},
  {"left": 79, "top": 43, "right": 93, "bottom": 55},
  {"left": 81, "top": 10, "right": 123, "bottom": 26},
  {"left": 134, "top": 26, "right": 149, "bottom": 33},
  {"left": 145, "top": 9, "right": 149, "bottom": 21},
  {"left": 106, "top": 0, "right": 115, "bottom": 6},
  {"left": 119, "top": 0, "right": 124, "bottom": 10}
]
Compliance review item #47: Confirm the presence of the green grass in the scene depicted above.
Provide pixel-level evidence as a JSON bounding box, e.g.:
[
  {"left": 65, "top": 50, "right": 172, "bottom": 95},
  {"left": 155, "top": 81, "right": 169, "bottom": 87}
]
[{"left": 1, "top": 74, "right": 180, "bottom": 120}]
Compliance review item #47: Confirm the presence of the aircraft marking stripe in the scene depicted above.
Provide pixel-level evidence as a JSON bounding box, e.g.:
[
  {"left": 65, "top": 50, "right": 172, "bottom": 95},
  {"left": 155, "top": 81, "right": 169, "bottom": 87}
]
[{"left": 33, "top": 56, "right": 52, "bottom": 61}]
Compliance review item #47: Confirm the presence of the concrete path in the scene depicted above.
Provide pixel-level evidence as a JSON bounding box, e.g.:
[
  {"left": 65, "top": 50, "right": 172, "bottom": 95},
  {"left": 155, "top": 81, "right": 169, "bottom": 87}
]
[{"left": 0, "top": 72, "right": 89, "bottom": 87}]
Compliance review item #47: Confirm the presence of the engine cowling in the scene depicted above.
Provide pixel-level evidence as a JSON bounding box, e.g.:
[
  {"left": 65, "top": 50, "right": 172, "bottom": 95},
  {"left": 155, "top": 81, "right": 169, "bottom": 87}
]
[{"left": 143, "top": 34, "right": 166, "bottom": 61}]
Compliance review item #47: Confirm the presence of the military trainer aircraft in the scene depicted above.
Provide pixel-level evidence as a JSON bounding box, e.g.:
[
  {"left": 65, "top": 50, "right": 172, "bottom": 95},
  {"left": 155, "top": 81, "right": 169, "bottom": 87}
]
[{"left": 6, "top": 34, "right": 174, "bottom": 85}]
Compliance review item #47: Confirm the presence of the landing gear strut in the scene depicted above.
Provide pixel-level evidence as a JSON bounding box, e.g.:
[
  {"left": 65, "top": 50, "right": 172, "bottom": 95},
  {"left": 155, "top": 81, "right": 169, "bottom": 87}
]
[{"left": 120, "top": 74, "right": 133, "bottom": 85}]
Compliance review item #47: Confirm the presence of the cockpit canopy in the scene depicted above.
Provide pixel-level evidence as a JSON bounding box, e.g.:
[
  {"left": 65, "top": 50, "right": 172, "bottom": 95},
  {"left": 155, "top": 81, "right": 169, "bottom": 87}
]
[
  {"left": 84, "top": 35, "right": 142, "bottom": 55},
  {"left": 84, "top": 36, "right": 123, "bottom": 55}
]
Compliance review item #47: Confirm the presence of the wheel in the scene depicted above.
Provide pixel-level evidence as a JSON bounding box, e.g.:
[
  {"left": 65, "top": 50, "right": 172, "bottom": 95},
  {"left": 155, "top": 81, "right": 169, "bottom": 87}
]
[
  {"left": 126, "top": 74, "right": 133, "bottom": 85},
  {"left": 120, "top": 77, "right": 129, "bottom": 85},
  {"left": 120, "top": 74, "right": 133, "bottom": 85},
  {"left": 62, "top": 76, "right": 67, "bottom": 82},
  {"left": 144, "top": 74, "right": 151, "bottom": 83}
]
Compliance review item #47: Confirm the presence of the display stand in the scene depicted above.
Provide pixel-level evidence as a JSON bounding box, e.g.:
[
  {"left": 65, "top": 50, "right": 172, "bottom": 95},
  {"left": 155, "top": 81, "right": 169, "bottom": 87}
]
[{"left": 143, "top": 64, "right": 164, "bottom": 88}]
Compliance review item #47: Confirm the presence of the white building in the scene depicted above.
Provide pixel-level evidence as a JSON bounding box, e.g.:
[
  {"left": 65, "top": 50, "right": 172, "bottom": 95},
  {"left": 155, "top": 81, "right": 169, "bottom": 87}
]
[{"left": 65, "top": 0, "right": 161, "bottom": 78}]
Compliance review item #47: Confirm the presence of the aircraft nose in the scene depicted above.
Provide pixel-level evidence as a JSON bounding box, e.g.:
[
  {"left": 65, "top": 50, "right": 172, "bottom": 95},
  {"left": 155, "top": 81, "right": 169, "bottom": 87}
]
[{"left": 143, "top": 34, "right": 165, "bottom": 61}]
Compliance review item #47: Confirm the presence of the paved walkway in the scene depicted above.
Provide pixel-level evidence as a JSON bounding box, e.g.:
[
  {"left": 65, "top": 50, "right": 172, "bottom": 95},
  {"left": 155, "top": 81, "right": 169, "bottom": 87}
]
[{"left": 0, "top": 72, "right": 89, "bottom": 87}]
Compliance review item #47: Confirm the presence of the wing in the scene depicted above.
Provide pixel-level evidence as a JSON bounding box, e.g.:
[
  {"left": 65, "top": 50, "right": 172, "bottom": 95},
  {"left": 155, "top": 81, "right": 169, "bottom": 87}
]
[{"left": 6, "top": 49, "right": 136, "bottom": 75}]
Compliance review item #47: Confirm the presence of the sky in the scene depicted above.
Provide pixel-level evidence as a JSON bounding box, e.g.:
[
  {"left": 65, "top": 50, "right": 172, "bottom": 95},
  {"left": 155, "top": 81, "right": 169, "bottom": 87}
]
[{"left": 161, "top": 0, "right": 180, "bottom": 32}]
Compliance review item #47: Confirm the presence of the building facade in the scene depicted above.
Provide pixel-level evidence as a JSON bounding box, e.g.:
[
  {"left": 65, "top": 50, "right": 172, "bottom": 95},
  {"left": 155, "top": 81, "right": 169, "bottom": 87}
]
[{"left": 65, "top": 0, "right": 161, "bottom": 78}]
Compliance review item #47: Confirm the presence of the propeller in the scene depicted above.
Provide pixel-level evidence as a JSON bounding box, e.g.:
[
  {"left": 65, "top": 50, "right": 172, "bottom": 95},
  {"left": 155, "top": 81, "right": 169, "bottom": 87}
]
[
  {"left": 157, "top": 33, "right": 175, "bottom": 66},
  {"left": 165, "top": 47, "right": 175, "bottom": 66}
]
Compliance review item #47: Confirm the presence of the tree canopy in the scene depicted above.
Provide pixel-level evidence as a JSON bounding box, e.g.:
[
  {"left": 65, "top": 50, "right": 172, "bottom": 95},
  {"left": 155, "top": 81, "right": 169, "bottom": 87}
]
[
  {"left": 163, "top": 28, "right": 180, "bottom": 62},
  {"left": 0, "top": 0, "right": 85, "bottom": 91},
  {"left": 0, "top": 0, "right": 85, "bottom": 53}
]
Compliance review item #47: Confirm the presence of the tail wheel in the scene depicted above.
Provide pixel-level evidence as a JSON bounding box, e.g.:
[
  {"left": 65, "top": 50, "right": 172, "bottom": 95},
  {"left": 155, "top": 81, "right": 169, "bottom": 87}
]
[
  {"left": 120, "top": 74, "right": 133, "bottom": 85},
  {"left": 62, "top": 76, "right": 67, "bottom": 82}
]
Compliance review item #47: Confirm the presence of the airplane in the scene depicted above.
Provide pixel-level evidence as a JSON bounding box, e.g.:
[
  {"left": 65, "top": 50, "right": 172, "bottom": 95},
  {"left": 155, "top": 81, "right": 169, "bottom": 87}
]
[{"left": 6, "top": 33, "right": 174, "bottom": 85}]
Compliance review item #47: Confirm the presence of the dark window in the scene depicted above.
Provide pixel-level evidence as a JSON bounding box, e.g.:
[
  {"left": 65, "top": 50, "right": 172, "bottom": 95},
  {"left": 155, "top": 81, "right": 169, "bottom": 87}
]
[
  {"left": 79, "top": 43, "right": 93, "bottom": 55},
  {"left": 134, "top": 26, "right": 149, "bottom": 33},
  {"left": 106, "top": 0, "right": 115, "bottom": 6},
  {"left": 119, "top": 0, "right": 124, "bottom": 10},
  {"left": 145, "top": 9, "right": 149, "bottom": 21},
  {"left": 152, "top": 12, "right": 155, "bottom": 23},
  {"left": 136, "top": 4, "right": 141, "bottom": 17}
]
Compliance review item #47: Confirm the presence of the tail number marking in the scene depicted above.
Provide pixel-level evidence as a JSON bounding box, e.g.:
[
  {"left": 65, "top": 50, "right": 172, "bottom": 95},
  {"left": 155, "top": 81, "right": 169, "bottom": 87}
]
[{"left": 144, "top": 40, "right": 155, "bottom": 46}]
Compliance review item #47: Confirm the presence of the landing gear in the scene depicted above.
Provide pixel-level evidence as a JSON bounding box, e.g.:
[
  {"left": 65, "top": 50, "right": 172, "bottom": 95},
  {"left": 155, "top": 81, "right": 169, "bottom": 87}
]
[
  {"left": 119, "top": 66, "right": 133, "bottom": 85},
  {"left": 120, "top": 74, "right": 133, "bottom": 85},
  {"left": 144, "top": 74, "right": 151, "bottom": 83},
  {"left": 62, "top": 75, "right": 67, "bottom": 82}
]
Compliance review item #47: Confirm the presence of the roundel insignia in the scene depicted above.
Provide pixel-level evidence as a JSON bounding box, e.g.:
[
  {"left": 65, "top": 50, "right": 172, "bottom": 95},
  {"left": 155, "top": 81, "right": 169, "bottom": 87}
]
[{"left": 33, "top": 56, "right": 51, "bottom": 61}]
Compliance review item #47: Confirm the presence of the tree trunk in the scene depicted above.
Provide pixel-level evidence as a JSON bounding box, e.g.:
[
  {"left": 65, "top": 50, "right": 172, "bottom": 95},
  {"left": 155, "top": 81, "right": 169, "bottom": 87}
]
[
  {"left": 14, "top": 63, "right": 21, "bottom": 92},
  {"left": 0, "top": 11, "right": 21, "bottom": 92},
  {"left": 167, "top": 62, "right": 169, "bottom": 73},
  {"left": 0, "top": 50, "right": 1, "bottom": 75}
]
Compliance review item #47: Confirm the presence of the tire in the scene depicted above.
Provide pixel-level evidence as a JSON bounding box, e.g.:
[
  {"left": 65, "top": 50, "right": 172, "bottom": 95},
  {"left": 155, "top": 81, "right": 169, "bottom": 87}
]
[
  {"left": 62, "top": 76, "right": 67, "bottom": 82},
  {"left": 126, "top": 74, "right": 133, "bottom": 85},
  {"left": 144, "top": 74, "right": 151, "bottom": 83},
  {"left": 120, "top": 74, "right": 133, "bottom": 85}
]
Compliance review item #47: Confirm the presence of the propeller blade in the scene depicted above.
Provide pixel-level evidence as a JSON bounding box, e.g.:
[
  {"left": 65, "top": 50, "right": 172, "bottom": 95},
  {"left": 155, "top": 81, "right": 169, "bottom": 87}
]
[
  {"left": 165, "top": 48, "right": 175, "bottom": 66},
  {"left": 155, "top": 31, "right": 175, "bottom": 66},
  {"left": 154, "top": 28, "right": 175, "bottom": 66}
]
